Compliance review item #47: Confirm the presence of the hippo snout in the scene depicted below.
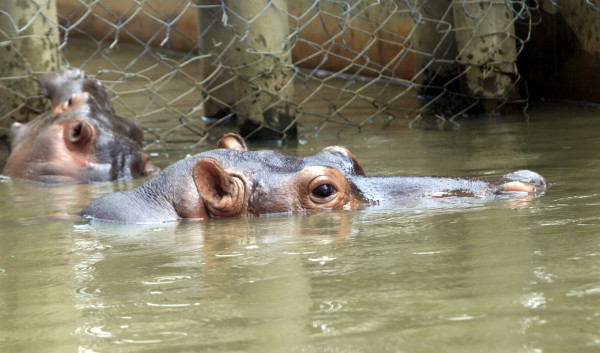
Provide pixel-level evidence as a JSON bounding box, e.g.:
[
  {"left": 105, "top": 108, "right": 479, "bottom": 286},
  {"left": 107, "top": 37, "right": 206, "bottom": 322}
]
[
  {"left": 495, "top": 170, "right": 547, "bottom": 196},
  {"left": 504, "top": 169, "right": 547, "bottom": 190},
  {"left": 503, "top": 170, "right": 546, "bottom": 188}
]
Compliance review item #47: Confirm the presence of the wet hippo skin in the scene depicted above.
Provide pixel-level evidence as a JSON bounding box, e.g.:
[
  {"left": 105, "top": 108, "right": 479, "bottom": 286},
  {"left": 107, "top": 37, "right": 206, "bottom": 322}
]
[
  {"left": 80, "top": 133, "right": 547, "bottom": 223},
  {"left": 2, "top": 69, "right": 158, "bottom": 184}
]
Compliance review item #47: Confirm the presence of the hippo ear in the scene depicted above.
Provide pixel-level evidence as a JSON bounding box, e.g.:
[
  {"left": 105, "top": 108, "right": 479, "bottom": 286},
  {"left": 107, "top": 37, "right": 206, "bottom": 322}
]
[
  {"left": 40, "top": 69, "right": 86, "bottom": 101},
  {"left": 218, "top": 133, "right": 248, "bottom": 151},
  {"left": 141, "top": 152, "right": 159, "bottom": 176},
  {"left": 64, "top": 120, "right": 96, "bottom": 149},
  {"left": 192, "top": 158, "right": 248, "bottom": 217},
  {"left": 10, "top": 122, "right": 23, "bottom": 137}
]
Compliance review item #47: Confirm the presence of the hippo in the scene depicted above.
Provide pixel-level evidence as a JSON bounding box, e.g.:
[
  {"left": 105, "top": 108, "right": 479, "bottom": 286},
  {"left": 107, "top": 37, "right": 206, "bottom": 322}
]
[
  {"left": 2, "top": 69, "right": 157, "bottom": 184},
  {"left": 80, "top": 133, "right": 546, "bottom": 223}
]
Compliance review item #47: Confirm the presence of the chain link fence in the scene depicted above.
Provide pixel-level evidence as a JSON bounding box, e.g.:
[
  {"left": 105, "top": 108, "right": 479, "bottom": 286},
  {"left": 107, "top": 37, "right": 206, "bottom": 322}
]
[{"left": 0, "top": 0, "right": 598, "bottom": 147}]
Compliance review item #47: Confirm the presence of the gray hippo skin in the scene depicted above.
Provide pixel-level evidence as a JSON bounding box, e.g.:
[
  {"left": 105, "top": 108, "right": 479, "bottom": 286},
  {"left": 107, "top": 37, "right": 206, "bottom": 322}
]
[
  {"left": 80, "top": 134, "right": 547, "bottom": 223},
  {"left": 3, "top": 69, "right": 157, "bottom": 184}
]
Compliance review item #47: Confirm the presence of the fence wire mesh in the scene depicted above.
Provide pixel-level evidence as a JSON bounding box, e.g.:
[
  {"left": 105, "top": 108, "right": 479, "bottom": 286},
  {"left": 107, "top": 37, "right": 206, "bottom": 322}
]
[{"left": 0, "top": 0, "right": 597, "bottom": 147}]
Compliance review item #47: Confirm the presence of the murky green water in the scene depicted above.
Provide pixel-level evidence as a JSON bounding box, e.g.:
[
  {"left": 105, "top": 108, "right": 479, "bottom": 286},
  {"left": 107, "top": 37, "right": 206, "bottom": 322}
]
[{"left": 2, "top": 102, "right": 600, "bottom": 353}]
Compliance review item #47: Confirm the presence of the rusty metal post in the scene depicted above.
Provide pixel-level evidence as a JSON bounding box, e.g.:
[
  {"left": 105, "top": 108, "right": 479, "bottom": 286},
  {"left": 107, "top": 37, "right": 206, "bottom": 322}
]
[
  {"left": 413, "top": 1, "right": 459, "bottom": 97},
  {"left": 452, "top": 0, "right": 520, "bottom": 114},
  {"left": 196, "top": 0, "right": 237, "bottom": 122},
  {"left": 0, "top": 0, "right": 61, "bottom": 137},
  {"left": 197, "top": 0, "right": 296, "bottom": 140}
]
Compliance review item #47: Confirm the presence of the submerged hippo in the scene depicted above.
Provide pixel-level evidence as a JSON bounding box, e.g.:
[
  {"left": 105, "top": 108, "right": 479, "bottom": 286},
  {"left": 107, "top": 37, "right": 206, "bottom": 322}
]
[
  {"left": 80, "top": 134, "right": 546, "bottom": 223},
  {"left": 2, "top": 69, "right": 157, "bottom": 184}
]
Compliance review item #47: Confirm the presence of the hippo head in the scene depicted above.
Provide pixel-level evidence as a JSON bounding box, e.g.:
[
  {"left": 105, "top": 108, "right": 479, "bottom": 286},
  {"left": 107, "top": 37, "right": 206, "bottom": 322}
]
[
  {"left": 179, "top": 135, "right": 537, "bottom": 219},
  {"left": 3, "top": 70, "right": 157, "bottom": 184},
  {"left": 190, "top": 158, "right": 364, "bottom": 218},
  {"left": 188, "top": 157, "right": 544, "bottom": 219}
]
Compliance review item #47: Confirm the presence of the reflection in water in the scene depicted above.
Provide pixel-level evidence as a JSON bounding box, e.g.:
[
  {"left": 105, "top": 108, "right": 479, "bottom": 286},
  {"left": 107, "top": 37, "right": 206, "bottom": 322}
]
[
  {"left": 68, "top": 213, "right": 358, "bottom": 351},
  {"left": 0, "top": 177, "right": 146, "bottom": 225}
]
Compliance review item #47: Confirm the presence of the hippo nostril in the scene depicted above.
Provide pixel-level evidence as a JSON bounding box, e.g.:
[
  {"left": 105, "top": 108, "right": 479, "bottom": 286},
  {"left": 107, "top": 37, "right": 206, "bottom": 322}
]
[
  {"left": 71, "top": 123, "right": 82, "bottom": 140},
  {"left": 66, "top": 120, "right": 95, "bottom": 146},
  {"left": 312, "top": 184, "right": 335, "bottom": 198},
  {"left": 67, "top": 97, "right": 73, "bottom": 106}
]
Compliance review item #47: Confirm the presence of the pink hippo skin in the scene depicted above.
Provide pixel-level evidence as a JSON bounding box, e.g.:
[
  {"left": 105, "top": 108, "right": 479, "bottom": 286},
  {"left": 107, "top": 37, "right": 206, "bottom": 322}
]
[{"left": 3, "top": 69, "right": 157, "bottom": 184}]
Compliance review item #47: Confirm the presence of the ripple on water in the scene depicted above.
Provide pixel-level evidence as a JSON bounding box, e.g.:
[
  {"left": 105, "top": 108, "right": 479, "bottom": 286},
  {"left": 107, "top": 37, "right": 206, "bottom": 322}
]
[
  {"left": 146, "top": 302, "right": 192, "bottom": 308},
  {"left": 73, "top": 223, "right": 93, "bottom": 233},
  {"left": 78, "top": 320, "right": 193, "bottom": 346},
  {"left": 520, "top": 292, "right": 547, "bottom": 309},
  {"left": 566, "top": 287, "right": 600, "bottom": 297},
  {"left": 74, "top": 285, "right": 103, "bottom": 298},
  {"left": 84, "top": 325, "right": 113, "bottom": 338},
  {"left": 308, "top": 256, "right": 336, "bottom": 265},
  {"left": 319, "top": 300, "right": 347, "bottom": 312},
  {"left": 439, "top": 314, "right": 486, "bottom": 322},
  {"left": 114, "top": 330, "right": 190, "bottom": 344},
  {"left": 139, "top": 275, "right": 193, "bottom": 286},
  {"left": 214, "top": 252, "right": 243, "bottom": 258}
]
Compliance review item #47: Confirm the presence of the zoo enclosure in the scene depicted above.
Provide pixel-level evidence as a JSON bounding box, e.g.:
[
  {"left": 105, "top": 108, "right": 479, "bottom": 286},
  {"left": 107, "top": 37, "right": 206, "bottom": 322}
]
[{"left": 0, "top": 0, "right": 597, "bottom": 145}]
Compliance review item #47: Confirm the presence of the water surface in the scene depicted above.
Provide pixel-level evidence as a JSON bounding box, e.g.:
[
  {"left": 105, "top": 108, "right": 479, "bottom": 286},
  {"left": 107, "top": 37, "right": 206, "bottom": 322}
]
[{"left": 2, "top": 102, "right": 600, "bottom": 352}]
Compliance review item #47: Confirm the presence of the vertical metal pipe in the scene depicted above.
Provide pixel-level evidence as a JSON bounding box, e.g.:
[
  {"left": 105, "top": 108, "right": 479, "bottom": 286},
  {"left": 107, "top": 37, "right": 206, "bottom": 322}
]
[
  {"left": 0, "top": 0, "right": 62, "bottom": 136},
  {"left": 197, "top": 0, "right": 296, "bottom": 140},
  {"left": 452, "top": 0, "right": 520, "bottom": 113}
]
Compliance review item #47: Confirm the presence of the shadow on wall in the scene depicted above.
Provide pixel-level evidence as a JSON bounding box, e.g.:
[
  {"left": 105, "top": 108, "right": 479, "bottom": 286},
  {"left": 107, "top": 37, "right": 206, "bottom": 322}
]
[{"left": 516, "top": 2, "right": 600, "bottom": 103}]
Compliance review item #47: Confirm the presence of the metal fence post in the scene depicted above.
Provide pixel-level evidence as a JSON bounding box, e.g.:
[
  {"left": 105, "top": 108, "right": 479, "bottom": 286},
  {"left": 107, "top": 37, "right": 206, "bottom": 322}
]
[
  {"left": 0, "top": 0, "right": 61, "bottom": 136},
  {"left": 413, "top": 0, "right": 459, "bottom": 98},
  {"left": 198, "top": 0, "right": 296, "bottom": 141},
  {"left": 197, "top": 0, "right": 237, "bottom": 122},
  {"left": 452, "top": 0, "right": 520, "bottom": 114}
]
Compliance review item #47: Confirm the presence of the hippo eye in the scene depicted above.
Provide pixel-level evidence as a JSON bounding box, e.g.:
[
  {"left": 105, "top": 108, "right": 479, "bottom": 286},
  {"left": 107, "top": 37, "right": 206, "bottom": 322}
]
[
  {"left": 312, "top": 183, "right": 335, "bottom": 198},
  {"left": 67, "top": 97, "right": 73, "bottom": 106}
]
